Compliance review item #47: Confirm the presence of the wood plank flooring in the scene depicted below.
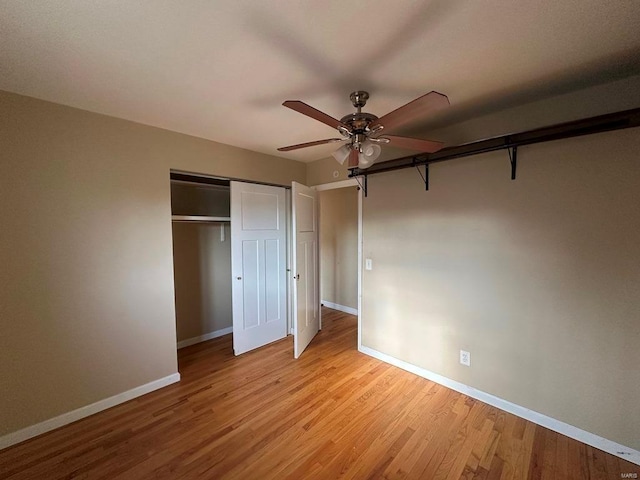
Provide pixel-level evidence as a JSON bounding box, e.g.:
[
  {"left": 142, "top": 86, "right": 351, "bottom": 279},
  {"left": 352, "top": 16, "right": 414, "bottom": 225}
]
[{"left": 1, "top": 308, "right": 637, "bottom": 479}]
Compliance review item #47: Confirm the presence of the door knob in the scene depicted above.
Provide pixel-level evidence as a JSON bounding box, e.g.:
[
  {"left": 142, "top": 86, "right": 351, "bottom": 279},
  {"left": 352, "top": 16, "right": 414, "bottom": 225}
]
[
  {"left": 295, "top": 274, "right": 300, "bottom": 280},
  {"left": 236, "top": 276, "right": 242, "bottom": 280}
]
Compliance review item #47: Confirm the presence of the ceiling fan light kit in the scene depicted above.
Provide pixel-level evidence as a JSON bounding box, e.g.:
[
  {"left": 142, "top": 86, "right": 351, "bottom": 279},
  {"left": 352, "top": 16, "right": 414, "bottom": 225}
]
[
  {"left": 279, "top": 90, "right": 450, "bottom": 170},
  {"left": 331, "top": 144, "right": 351, "bottom": 165},
  {"left": 358, "top": 140, "right": 382, "bottom": 169}
]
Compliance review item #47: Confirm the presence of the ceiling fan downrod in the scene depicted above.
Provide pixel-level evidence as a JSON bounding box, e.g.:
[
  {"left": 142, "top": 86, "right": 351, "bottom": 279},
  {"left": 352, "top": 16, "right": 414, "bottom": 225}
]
[{"left": 349, "top": 91, "right": 369, "bottom": 113}]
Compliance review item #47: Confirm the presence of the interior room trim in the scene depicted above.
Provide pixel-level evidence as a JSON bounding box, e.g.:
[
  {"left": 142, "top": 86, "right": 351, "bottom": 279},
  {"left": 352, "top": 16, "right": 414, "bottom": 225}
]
[
  {"left": 313, "top": 178, "right": 358, "bottom": 191},
  {"left": 359, "top": 345, "right": 640, "bottom": 466},
  {"left": 320, "top": 301, "right": 358, "bottom": 316},
  {"left": 176, "top": 326, "right": 234, "bottom": 349},
  {"left": 0, "top": 373, "right": 181, "bottom": 450}
]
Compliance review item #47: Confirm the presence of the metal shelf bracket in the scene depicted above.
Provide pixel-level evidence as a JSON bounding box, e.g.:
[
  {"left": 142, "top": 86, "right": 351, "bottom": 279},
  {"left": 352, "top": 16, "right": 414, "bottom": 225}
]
[
  {"left": 355, "top": 174, "right": 368, "bottom": 197},
  {"left": 414, "top": 160, "right": 429, "bottom": 191},
  {"left": 508, "top": 145, "right": 518, "bottom": 180}
]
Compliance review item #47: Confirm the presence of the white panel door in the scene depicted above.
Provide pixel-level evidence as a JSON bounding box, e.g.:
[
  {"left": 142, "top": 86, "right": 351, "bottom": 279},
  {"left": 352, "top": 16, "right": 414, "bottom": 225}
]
[
  {"left": 231, "top": 182, "right": 287, "bottom": 355},
  {"left": 292, "top": 181, "right": 319, "bottom": 358}
]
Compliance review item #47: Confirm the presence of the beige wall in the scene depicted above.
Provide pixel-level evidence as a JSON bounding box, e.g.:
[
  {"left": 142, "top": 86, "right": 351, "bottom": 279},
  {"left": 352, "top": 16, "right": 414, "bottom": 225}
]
[
  {"left": 319, "top": 188, "right": 358, "bottom": 310},
  {"left": 172, "top": 222, "right": 232, "bottom": 342},
  {"left": 0, "top": 90, "right": 305, "bottom": 438},
  {"left": 356, "top": 76, "right": 640, "bottom": 450},
  {"left": 362, "top": 131, "right": 640, "bottom": 450},
  {"left": 307, "top": 156, "right": 353, "bottom": 186}
]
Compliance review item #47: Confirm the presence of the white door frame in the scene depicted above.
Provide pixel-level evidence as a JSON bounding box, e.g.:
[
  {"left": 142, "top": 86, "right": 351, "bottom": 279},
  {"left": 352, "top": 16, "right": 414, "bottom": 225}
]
[{"left": 312, "top": 178, "right": 363, "bottom": 350}]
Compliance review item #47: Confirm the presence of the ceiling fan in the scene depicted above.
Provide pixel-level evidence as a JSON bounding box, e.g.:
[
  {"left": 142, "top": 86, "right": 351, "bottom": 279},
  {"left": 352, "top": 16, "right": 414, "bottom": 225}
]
[{"left": 278, "top": 90, "right": 450, "bottom": 169}]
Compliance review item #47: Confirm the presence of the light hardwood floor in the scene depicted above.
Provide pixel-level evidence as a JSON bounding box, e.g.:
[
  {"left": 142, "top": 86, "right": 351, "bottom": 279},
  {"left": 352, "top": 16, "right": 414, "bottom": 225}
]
[{"left": 1, "top": 308, "right": 637, "bottom": 479}]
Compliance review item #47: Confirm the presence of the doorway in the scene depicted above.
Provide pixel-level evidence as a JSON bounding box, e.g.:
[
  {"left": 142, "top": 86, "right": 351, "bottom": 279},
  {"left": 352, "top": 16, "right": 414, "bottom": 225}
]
[{"left": 316, "top": 179, "right": 362, "bottom": 348}]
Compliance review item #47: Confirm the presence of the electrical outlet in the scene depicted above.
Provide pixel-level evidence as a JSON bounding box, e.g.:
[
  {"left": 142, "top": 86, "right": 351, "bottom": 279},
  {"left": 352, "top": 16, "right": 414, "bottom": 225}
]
[
  {"left": 460, "top": 350, "right": 471, "bottom": 367},
  {"left": 365, "top": 258, "right": 373, "bottom": 270}
]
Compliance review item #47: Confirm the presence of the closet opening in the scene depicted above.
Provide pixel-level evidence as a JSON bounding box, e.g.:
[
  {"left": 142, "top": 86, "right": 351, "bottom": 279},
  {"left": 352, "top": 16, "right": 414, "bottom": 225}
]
[{"left": 170, "top": 173, "right": 233, "bottom": 356}]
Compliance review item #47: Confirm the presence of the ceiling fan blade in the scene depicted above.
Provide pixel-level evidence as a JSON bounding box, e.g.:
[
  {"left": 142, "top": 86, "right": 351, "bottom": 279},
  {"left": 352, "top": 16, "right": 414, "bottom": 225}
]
[
  {"left": 278, "top": 138, "right": 343, "bottom": 152},
  {"left": 384, "top": 135, "right": 444, "bottom": 153},
  {"left": 348, "top": 148, "right": 359, "bottom": 168},
  {"left": 283, "top": 100, "right": 349, "bottom": 131},
  {"left": 371, "top": 91, "right": 449, "bottom": 132}
]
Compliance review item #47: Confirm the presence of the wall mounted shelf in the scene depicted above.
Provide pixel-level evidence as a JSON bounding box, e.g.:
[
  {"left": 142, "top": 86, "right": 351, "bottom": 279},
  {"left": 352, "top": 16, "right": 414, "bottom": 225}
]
[
  {"left": 349, "top": 107, "right": 640, "bottom": 192},
  {"left": 171, "top": 215, "right": 230, "bottom": 223}
]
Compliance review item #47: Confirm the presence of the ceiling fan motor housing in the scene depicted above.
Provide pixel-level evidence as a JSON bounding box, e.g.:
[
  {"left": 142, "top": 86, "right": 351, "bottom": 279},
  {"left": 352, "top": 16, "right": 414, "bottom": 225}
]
[{"left": 339, "top": 112, "right": 379, "bottom": 133}]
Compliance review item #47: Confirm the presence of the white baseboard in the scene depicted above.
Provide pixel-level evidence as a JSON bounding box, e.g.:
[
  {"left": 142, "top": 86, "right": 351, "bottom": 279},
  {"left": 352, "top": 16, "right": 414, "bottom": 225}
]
[
  {"left": 321, "top": 301, "right": 358, "bottom": 316},
  {"left": 0, "top": 372, "right": 181, "bottom": 451},
  {"left": 359, "top": 345, "right": 640, "bottom": 466},
  {"left": 177, "top": 326, "right": 233, "bottom": 349}
]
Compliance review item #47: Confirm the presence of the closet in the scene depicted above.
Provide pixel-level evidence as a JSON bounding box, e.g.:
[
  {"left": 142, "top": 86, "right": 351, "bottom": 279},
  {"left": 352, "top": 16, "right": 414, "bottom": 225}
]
[
  {"left": 170, "top": 173, "right": 232, "bottom": 349},
  {"left": 170, "top": 172, "right": 319, "bottom": 358}
]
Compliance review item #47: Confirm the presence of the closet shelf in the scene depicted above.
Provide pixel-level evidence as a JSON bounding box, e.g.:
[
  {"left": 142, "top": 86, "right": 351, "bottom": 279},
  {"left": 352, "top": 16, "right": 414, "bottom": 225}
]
[{"left": 171, "top": 215, "right": 231, "bottom": 223}]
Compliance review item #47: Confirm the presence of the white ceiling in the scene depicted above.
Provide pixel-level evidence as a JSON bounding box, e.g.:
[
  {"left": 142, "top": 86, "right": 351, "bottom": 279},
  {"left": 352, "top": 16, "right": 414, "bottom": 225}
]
[{"left": 2, "top": 0, "right": 640, "bottom": 163}]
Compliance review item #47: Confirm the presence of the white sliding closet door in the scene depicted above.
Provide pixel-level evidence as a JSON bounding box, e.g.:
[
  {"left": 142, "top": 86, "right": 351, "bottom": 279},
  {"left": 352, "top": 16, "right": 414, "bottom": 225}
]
[{"left": 230, "top": 182, "right": 287, "bottom": 355}]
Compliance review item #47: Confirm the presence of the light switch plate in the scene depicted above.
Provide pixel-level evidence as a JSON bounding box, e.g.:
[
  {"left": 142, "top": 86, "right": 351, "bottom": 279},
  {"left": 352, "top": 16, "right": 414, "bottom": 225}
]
[{"left": 365, "top": 258, "right": 372, "bottom": 270}]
